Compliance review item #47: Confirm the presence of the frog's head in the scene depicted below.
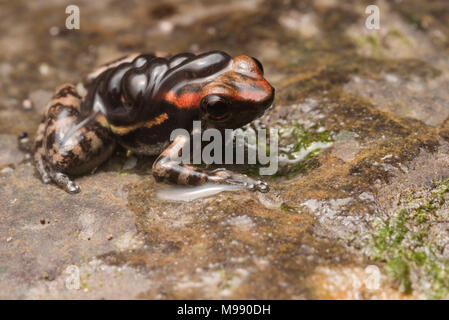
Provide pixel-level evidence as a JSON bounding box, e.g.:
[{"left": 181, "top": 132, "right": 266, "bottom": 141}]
[
  {"left": 160, "top": 51, "right": 274, "bottom": 129},
  {"left": 199, "top": 54, "right": 275, "bottom": 130}
]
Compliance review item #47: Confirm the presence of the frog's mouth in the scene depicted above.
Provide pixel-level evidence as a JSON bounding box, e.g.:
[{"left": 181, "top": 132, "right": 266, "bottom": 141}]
[
  {"left": 204, "top": 108, "right": 264, "bottom": 130},
  {"left": 202, "top": 111, "right": 232, "bottom": 124}
]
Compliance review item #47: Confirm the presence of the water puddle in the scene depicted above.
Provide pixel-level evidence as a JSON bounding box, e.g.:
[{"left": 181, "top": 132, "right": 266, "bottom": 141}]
[{"left": 156, "top": 183, "right": 244, "bottom": 202}]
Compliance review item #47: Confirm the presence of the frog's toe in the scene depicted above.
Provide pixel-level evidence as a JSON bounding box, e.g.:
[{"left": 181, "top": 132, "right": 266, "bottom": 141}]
[
  {"left": 66, "top": 181, "right": 81, "bottom": 194},
  {"left": 41, "top": 174, "right": 52, "bottom": 185},
  {"left": 49, "top": 171, "right": 81, "bottom": 194},
  {"left": 244, "top": 179, "right": 269, "bottom": 193},
  {"left": 210, "top": 170, "right": 269, "bottom": 193},
  {"left": 254, "top": 180, "right": 269, "bottom": 193}
]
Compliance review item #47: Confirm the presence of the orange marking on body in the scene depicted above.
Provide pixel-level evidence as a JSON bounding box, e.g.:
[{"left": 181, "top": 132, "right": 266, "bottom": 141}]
[
  {"left": 110, "top": 113, "right": 169, "bottom": 135},
  {"left": 95, "top": 113, "right": 109, "bottom": 128},
  {"left": 143, "top": 113, "right": 169, "bottom": 128},
  {"left": 165, "top": 91, "right": 201, "bottom": 109}
]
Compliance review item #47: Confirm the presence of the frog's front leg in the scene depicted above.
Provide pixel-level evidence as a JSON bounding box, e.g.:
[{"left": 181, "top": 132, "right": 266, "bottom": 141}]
[
  {"left": 34, "top": 84, "right": 116, "bottom": 193},
  {"left": 152, "top": 135, "right": 269, "bottom": 192}
]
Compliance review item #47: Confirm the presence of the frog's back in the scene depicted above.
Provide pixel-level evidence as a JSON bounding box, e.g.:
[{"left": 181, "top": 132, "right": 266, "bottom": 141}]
[{"left": 81, "top": 52, "right": 232, "bottom": 155}]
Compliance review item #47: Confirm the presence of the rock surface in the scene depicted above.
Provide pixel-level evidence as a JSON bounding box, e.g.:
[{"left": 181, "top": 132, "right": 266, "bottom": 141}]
[{"left": 1, "top": 0, "right": 449, "bottom": 299}]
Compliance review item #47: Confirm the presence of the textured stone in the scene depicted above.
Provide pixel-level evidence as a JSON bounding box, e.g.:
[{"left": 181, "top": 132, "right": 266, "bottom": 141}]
[{"left": 1, "top": 0, "right": 449, "bottom": 299}]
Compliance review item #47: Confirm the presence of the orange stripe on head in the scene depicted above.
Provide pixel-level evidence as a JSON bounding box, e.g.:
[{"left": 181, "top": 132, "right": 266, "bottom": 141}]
[
  {"left": 238, "top": 90, "right": 269, "bottom": 101},
  {"left": 165, "top": 91, "right": 202, "bottom": 109},
  {"left": 231, "top": 79, "right": 273, "bottom": 102}
]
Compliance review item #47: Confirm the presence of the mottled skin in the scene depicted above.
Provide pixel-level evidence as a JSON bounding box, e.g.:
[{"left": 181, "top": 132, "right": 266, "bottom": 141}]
[{"left": 34, "top": 51, "right": 275, "bottom": 193}]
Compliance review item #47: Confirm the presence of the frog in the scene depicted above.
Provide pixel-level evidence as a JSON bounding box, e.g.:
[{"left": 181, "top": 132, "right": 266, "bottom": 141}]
[{"left": 33, "top": 51, "right": 275, "bottom": 194}]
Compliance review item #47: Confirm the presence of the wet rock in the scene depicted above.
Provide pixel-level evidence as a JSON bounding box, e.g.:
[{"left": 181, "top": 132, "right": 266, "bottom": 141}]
[
  {"left": 0, "top": 134, "right": 25, "bottom": 168},
  {"left": 332, "top": 131, "right": 361, "bottom": 162},
  {"left": 0, "top": 164, "right": 142, "bottom": 298},
  {"left": 279, "top": 11, "right": 321, "bottom": 39},
  {"left": 1, "top": 0, "right": 449, "bottom": 299},
  {"left": 305, "top": 265, "right": 415, "bottom": 299},
  {"left": 29, "top": 90, "right": 52, "bottom": 115},
  {"left": 344, "top": 74, "right": 449, "bottom": 127}
]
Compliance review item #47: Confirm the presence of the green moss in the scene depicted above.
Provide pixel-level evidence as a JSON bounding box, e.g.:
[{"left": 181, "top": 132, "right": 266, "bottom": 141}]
[
  {"left": 243, "top": 123, "right": 333, "bottom": 177},
  {"left": 386, "top": 257, "right": 411, "bottom": 293},
  {"left": 413, "top": 251, "right": 427, "bottom": 266},
  {"left": 355, "top": 35, "right": 384, "bottom": 58},
  {"left": 386, "top": 28, "right": 413, "bottom": 46},
  {"left": 367, "top": 178, "right": 449, "bottom": 298},
  {"left": 275, "top": 124, "right": 333, "bottom": 177},
  {"left": 280, "top": 203, "right": 300, "bottom": 213}
]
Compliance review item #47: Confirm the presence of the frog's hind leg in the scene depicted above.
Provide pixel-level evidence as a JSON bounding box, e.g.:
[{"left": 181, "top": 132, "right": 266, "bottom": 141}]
[{"left": 34, "top": 84, "right": 116, "bottom": 193}]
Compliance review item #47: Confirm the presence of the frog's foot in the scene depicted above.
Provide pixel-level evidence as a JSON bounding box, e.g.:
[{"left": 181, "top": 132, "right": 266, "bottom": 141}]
[
  {"left": 45, "top": 167, "right": 80, "bottom": 194},
  {"left": 49, "top": 172, "right": 80, "bottom": 194},
  {"left": 152, "top": 136, "right": 269, "bottom": 193},
  {"left": 208, "top": 168, "right": 269, "bottom": 192},
  {"left": 34, "top": 119, "right": 81, "bottom": 193},
  {"left": 33, "top": 84, "right": 115, "bottom": 194},
  {"left": 34, "top": 147, "right": 81, "bottom": 194}
]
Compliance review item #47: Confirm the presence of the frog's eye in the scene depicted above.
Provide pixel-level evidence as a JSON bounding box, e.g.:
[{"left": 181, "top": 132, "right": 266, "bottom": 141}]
[
  {"left": 251, "top": 57, "right": 264, "bottom": 75},
  {"left": 201, "top": 95, "right": 229, "bottom": 120}
]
